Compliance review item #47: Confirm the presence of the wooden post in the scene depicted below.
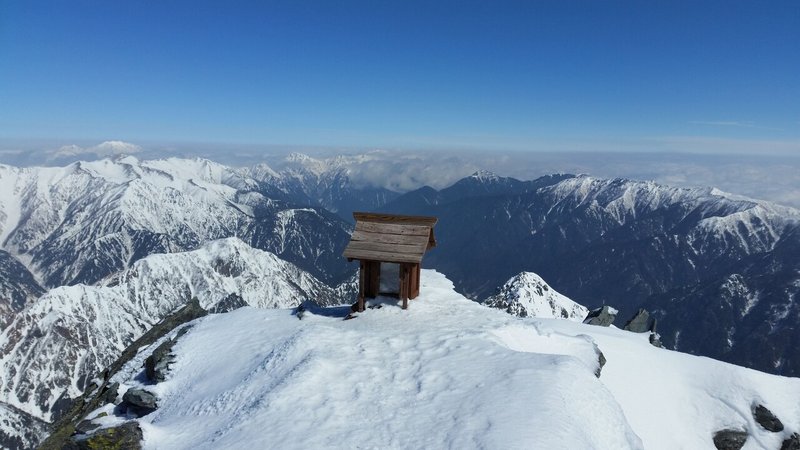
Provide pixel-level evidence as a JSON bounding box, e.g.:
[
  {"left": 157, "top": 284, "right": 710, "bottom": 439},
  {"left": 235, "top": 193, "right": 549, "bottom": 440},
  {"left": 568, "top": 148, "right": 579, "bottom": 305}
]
[
  {"left": 400, "top": 263, "right": 409, "bottom": 309},
  {"left": 409, "top": 263, "right": 420, "bottom": 299},
  {"left": 358, "top": 260, "right": 366, "bottom": 312}
]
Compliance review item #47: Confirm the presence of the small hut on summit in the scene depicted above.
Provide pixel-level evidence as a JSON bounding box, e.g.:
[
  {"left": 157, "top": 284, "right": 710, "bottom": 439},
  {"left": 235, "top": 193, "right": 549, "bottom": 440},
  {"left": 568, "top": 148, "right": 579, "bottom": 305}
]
[{"left": 343, "top": 212, "right": 438, "bottom": 311}]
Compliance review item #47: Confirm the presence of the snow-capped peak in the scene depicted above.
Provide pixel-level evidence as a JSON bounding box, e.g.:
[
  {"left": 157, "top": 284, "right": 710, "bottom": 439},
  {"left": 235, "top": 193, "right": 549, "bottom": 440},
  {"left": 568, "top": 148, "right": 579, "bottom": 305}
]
[
  {"left": 469, "top": 169, "right": 501, "bottom": 182},
  {"left": 483, "top": 271, "right": 589, "bottom": 321}
]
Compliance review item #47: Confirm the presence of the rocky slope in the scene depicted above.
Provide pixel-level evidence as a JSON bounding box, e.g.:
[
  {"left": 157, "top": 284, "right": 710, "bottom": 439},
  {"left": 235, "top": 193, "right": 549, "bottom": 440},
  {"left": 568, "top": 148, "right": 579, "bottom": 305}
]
[
  {"left": 0, "top": 238, "right": 352, "bottom": 448},
  {"left": 0, "top": 250, "right": 44, "bottom": 328}
]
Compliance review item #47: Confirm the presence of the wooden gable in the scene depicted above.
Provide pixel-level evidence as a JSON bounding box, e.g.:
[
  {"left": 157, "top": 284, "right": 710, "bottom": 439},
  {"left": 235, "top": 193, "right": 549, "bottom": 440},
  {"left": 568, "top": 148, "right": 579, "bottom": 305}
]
[{"left": 343, "top": 212, "right": 437, "bottom": 264}]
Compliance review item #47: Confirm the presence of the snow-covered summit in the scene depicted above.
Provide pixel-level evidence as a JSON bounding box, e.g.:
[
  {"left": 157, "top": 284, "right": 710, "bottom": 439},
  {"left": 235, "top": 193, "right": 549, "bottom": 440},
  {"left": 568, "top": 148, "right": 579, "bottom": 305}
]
[
  {"left": 469, "top": 169, "right": 501, "bottom": 182},
  {"left": 483, "top": 271, "right": 589, "bottom": 320},
  {"left": 80, "top": 270, "right": 800, "bottom": 450}
]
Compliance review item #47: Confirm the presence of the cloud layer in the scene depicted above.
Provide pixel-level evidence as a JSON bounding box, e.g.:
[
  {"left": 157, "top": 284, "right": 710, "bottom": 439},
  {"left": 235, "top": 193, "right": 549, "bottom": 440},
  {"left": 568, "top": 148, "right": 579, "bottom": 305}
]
[{"left": 53, "top": 140, "right": 142, "bottom": 158}]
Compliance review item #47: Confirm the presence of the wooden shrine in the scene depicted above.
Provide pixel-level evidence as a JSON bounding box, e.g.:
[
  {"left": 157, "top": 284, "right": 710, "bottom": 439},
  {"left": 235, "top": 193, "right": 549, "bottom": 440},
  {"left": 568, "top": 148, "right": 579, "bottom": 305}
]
[{"left": 343, "top": 212, "right": 438, "bottom": 311}]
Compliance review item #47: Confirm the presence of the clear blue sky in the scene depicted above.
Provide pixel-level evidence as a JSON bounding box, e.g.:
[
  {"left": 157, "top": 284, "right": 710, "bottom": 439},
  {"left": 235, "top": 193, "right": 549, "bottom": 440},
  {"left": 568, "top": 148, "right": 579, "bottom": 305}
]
[{"left": 1, "top": 0, "right": 798, "bottom": 153}]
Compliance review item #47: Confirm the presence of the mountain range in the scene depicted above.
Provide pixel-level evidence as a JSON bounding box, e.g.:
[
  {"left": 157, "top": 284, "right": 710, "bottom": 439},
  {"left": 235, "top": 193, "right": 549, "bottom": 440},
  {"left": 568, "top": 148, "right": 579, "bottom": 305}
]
[
  {"left": 376, "top": 170, "right": 800, "bottom": 376},
  {"left": 1, "top": 153, "right": 800, "bottom": 448}
]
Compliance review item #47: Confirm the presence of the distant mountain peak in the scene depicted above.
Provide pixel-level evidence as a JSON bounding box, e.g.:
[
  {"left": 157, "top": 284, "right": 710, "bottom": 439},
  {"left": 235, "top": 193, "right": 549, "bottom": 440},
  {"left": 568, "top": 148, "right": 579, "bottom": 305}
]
[
  {"left": 483, "top": 271, "right": 589, "bottom": 321},
  {"left": 469, "top": 169, "right": 501, "bottom": 181}
]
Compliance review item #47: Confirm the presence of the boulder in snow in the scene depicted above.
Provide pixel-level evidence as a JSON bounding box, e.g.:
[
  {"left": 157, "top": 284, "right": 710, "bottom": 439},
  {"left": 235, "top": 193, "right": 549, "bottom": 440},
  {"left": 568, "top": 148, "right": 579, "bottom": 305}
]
[
  {"left": 583, "top": 305, "right": 617, "bottom": 327},
  {"left": 121, "top": 389, "right": 158, "bottom": 417},
  {"left": 712, "top": 429, "right": 747, "bottom": 450},
  {"left": 623, "top": 309, "right": 655, "bottom": 333},
  {"left": 752, "top": 404, "right": 783, "bottom": 432}
]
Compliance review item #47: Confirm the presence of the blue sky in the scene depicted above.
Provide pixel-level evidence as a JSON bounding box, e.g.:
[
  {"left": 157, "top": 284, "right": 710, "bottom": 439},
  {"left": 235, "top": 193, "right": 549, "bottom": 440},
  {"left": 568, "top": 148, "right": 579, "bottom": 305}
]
[{"left": 1, "top": 0, "right": 798, "bottom": 153}]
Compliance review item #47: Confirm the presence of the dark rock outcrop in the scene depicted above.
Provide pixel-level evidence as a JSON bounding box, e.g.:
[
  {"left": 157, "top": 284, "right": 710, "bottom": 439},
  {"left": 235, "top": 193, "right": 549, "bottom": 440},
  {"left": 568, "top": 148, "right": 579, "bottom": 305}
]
[
  {"left": 781, "top": 433, "right": 800, "bottom": 450},
  {"left": 64, "top": 421, "right": 143, "bottom": 450},
  {"left": 99, "top": 382, "right": 120, "bottom": 405},
  {"left": 623, "top": 309, "right": 656, "bottom": 333},
  {"left": 649, "top": 333, "right": 663, "bottom": 348},
  {"left": 583, "top": 306, "right": 617, "bottom": 327},
  {"left": 712, "top": 429, "right": 748, "bottom": 450},
  {"left": 144, "top": 339, "right": 175, "bottom": 384},
  {"left": 121, "top": 389, "right": 158, "bottom": 417},
  {"left": 74, "top": 419, "right": 100, "bottom": 435},
  {"left": 208, "top": 292, "right": 248, "bottom": 314},
  {"left": 596, "top": 350, "right": 607, "bottom": 378},
  {"left": 753, "top": 404, "right": 784, "bottom": 432}
]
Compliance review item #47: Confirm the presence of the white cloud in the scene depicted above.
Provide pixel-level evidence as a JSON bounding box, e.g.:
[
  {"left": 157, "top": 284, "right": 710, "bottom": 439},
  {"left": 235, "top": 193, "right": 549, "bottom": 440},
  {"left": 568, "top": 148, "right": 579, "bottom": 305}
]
[{"left": 53, "top": 140, "right": 142, "bottom": 158}]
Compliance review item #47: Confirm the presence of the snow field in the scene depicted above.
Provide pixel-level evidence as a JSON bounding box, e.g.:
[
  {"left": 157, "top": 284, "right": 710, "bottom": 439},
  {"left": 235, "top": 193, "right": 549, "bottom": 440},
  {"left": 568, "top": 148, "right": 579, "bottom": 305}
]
[{"left": 136, "top": 271, "right": 641, "bottom": 449}]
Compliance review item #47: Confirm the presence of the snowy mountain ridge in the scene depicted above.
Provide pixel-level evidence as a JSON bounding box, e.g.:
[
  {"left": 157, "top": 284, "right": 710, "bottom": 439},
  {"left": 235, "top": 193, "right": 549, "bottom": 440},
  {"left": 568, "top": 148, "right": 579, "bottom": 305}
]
[
  {"left": 72, "top": 270, "right": 800, "bottom": 450},
  {"left": 0, "top": 156, "right": 353, "bottom": 292},
  {"left": 0, "top": 238, "right": 351, "bottom": 448}
]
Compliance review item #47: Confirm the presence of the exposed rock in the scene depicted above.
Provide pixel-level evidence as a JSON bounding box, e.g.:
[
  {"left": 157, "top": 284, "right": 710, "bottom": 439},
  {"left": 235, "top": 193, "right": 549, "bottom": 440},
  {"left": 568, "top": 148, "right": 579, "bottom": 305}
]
[
  {"left": 583, "top": 305, "right": 617, "bottom": 327},
  {"left": 649, "top": 332, "right": 663, "bottom": 348},
  {"left": 144, "top": 340, "right": 176, "bottom": 384},
  {"left": 596, "top": 350, "right": 607, "bottom": 378},
  {"left": 99, "top": 382, "right": 120, "bottom": 404},
  {"left": 64, "top": 421, "right": 143, "bottom": 450},
  {"left": 74, "top": 419, "right": 100, "bottom": 435},
  {"left": 781, "top": 433, "right": 800, "bottom": 450},
  {"left": 208, "top": 292, "right": 248, "bottom": 314},
  {"left": 623, "top": 309, "right": 656, "bottom": 333},
  {"left": 121, "top": 389, "right": 158, "bottom": 417},
  {"left": 712, "top": 429, "right": 748, "bottom": 450},
  {"left": 753, "top": 404, "right": 784, "bottom": 432}
]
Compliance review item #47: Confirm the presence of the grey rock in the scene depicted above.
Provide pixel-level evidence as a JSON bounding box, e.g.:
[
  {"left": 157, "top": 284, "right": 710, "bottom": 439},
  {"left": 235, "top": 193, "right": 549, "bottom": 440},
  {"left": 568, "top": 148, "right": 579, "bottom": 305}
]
[
  {"left": 73, "top": 419, "right": 99, "bottom": 435},
  {"left": 595, "top": 350, "right": 606, "bottom": 378},
  {"left": 712, "top": 429, "right": 748, "bottom": 450},
  {"left": 649, "top": 332, "right": 663, "bottom": 348},
  {"left": 623, "top": 309, "right": 655, "bottom": 333},
  {"left": 781, "top": 433, "right": 800, "bottom": 450},
  {"left": 208, "top": 292, "right": 248, "bottom": 314},
  {"left": 100, "top": 382, "right": 120, "bottom": 405},
  {"left": 144, "top": 340, "right": 176, "bottom": 384},
  {"left": 753, "top": 404, "right": 784, "bottom": 432},
  {"left": 583, "top": 306, "right": 617, "bottom": 327},
  {"left": 121, "top": 389, "right": 158, "bottom": 417}
]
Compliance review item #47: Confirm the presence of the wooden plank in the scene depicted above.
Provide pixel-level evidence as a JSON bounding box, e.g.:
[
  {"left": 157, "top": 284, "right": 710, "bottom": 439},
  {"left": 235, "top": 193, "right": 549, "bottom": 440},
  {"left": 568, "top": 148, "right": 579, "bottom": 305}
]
[
  {"left": 342, "top": 248, "right": 423, "bottom": 264},
  {"left": 345, "top": 240, "right": 426, "bottom": 256},
  {"left": 353, "top": 212, "right": 438, "bottom": 227},
  {"left": 355, "top": 221, "right": 431, "bottom": 236},
  {"left": 349, "top": 230, "right": 430, "bottom": 246}
]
